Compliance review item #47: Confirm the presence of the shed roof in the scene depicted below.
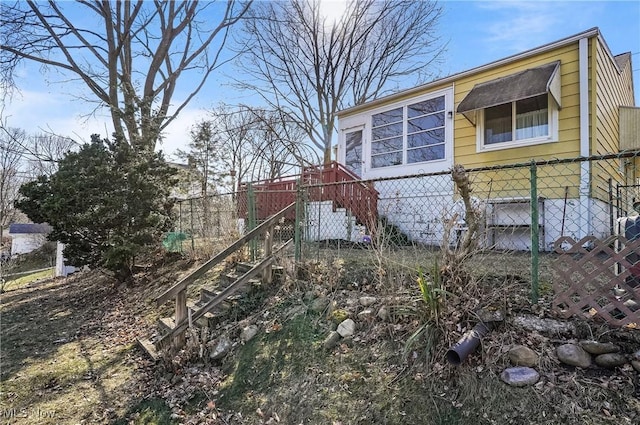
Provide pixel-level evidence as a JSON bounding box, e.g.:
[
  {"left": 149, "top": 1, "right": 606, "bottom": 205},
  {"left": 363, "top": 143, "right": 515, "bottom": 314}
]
[{"left": 9, "top": 223, "right": 52, "bottom": 234}]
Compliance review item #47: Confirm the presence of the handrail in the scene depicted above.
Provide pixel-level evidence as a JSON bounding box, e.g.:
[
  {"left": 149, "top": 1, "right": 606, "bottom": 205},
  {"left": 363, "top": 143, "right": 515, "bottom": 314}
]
[
  {"left": 155, "top": 202, "right": 296, "bottom": 307},
  {"left": 305, "top": 161, "right": 378, "bottom": 194},
  {"left": 236, "top": 161, "right": 379, "bottom": 226},
  {"left": 156, "top": 239, "right": 293, "bottom": 348}
]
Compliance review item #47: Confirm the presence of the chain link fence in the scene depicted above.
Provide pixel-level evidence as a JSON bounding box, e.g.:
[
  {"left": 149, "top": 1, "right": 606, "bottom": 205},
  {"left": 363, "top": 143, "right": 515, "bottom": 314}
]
[
  {"left": 169, "top": 193, "right": 240, "bottom": 257},
  {"left": 170, "top": 151, "right": 640, "bottom": 306}
]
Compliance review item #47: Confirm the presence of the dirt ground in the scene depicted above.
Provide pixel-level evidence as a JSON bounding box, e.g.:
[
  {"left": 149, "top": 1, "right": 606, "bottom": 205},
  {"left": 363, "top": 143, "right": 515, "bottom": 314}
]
[
  {"left": 0, "top": 255, "right": 191, "bottom": 424},
  {"left": 1, "top": 249, "right": 639, "bottom": 424}
]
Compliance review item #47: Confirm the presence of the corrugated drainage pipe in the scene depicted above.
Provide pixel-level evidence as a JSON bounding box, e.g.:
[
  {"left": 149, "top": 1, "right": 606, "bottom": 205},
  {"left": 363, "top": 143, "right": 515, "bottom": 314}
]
[{"left": 446, "top": 322, "right": 491, "bottom": 366}]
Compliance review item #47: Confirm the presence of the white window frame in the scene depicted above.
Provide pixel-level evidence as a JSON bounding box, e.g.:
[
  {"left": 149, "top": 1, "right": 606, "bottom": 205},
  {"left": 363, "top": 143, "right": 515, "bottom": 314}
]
[
  {"left": 476, "top": 93, "right": 559, "bottom": 152},
  {"left": 360, "top": 87, "right": 454, "bottom": 179}
]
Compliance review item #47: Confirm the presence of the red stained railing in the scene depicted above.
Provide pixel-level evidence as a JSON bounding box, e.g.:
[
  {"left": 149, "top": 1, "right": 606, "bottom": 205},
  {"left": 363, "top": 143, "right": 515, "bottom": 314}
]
[{"left": 237, "top": 162, "right": 378, "bottom": 228}]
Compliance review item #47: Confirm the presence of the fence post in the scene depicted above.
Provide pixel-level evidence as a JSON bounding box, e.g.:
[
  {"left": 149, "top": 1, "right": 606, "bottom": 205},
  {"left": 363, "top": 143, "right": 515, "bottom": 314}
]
[
  {"left": 175, "top": 289, "right": 187, "bottom": 348},
  {"left": 608, "top": 178, "right": 614, "bottom": 235},
  {"left": 190, "top": 198, "right": 195, "bottom": 251},
  {"left": 247, "top": 183, "right": 258, "bottom": 262},
  {"left": 530, "top": 160, "right": 539, "bottom": 304},
  {"left": 295, "top": 179, "right": 303, "bottom": 262},
  {"left": 262, "top": 228, "right": 273, "bottom": 284}
]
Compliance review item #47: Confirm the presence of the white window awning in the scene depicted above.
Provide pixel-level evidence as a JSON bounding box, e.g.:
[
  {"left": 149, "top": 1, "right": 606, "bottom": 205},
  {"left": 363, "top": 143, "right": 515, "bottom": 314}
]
[{"left": 457, "top": 61, "right": 561, "bottom": 125}]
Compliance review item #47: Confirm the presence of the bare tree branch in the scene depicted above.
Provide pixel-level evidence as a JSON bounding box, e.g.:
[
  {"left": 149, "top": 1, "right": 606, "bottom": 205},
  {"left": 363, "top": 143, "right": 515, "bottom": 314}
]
[
  {"left": 0, "top": 127, "right": 27, "bottom": 250},
  {"left": 235, "top": 0, "right": 444, "bottom": 162},
  {"left": 1, "top": 0, "right": 251, "bottom": 152}
]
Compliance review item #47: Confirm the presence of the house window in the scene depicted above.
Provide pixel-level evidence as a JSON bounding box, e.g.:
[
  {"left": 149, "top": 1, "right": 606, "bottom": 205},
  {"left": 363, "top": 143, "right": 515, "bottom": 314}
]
[
  {"left": 371, "top": 96, "right": 446, "bottom": 168},
  {"left": 482, "top": 94, "right": 554, "bottom": 148},
  {"left": 371, "top": 107, "right": 403, "bottom": 168}
]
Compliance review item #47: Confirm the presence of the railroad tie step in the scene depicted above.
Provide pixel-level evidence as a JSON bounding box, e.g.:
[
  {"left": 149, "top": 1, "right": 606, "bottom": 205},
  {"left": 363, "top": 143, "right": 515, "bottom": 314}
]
[{"left": 186, "top": 300, "right": 216, "bottom": 316}]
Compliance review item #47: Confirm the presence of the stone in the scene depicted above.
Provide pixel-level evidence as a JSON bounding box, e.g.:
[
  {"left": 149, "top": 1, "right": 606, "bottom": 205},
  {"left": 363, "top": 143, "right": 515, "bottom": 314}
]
[
  {"left": 513, "top": 315, "right": 576, "bottom": 335},
  {"left": 377, "top": 306, "right": 389, "bottom": 322},
  {"left": 477, "top": 308, "right": 505, "bottom": 323},
  {"left": 500, "top": 367, "right": 540, "bottom": 387},
  {"left": 310, "top": 296, "right": 329, "bottom": 313},
  {"left": 240, "top": 325, "right": 258, "bottom": 343},
  {"left": 357, "top": 308, "right": 375, "bottom": 321},
  {"left": 323, "top": 331, "right": 341, "bottom": 350},
  {"left": 631, "top": 360, "right": 640, "bottom": 373},
  {"left": 556, "top": 344, "right": 591, "bottom": 368},
  {"left": 337, "top": 319, "right": 356, "bottom": 338},
  {"left": 624, "top": 299, "right": 639, "bottom": 311},
  {"left": 285, "top": 305, "right": 307, "bottom": 320},
  {"left": 209, "top": 336, "right": 232, "bottom": 360},
  {"left": 359, "top": 296, "right": 377, "bottom": 307},
  {"left": 330, "top": 309, "right": 350, "bottom": 324},
  {"left": 633, "top": 350, "right": 640, "bottom": 362},
  {"left": 508, "top": 345, "right": 539, "bottom": 367},
  {"left": 579, "top": 340, "right": 620, "bottom": 355},
  {"left": 594, "top": 353, "right": 627, "bottom": 368}
]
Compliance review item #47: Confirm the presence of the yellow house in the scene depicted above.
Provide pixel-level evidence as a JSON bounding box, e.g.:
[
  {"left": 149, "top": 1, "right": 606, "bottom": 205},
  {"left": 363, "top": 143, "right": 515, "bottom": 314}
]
[{"left": 337, "top": 28, "right": 637, "bottom": 250}]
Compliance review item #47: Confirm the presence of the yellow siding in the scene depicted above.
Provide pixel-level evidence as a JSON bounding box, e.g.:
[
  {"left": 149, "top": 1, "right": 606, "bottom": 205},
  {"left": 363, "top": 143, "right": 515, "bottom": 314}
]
[
  {"left": 466, "top": 165, "right": 582, "bottom": 202},
  {"left": 592, "top": 38, "right": 636, "bottom": 202},
  {"left": 339, "top": 32, "right": 635, "bottom": 205},
  {"left": 453, "top": 43, "right": 582, "bottom": 168}
]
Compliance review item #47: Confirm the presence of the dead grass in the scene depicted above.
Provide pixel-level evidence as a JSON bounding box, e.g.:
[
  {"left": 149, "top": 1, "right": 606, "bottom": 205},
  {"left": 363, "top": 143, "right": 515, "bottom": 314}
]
[
  {"left": 1, "top": 245, "right": 638, "bottom": 424},
  {"left": 2, "top": 268, "right": 55, "bottom": 291},
  {"left": 0, "top": 252, "right": 197, "bottom": 424}
]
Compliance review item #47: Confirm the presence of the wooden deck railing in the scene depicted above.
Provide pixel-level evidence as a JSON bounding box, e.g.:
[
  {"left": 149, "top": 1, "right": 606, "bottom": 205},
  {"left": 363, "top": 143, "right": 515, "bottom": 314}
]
[
  {"left": 304, "top": 162, "right": 378, "bottom": 228},
  {"left": 237, "top": 162, "right": 378, "bottom": 228}
]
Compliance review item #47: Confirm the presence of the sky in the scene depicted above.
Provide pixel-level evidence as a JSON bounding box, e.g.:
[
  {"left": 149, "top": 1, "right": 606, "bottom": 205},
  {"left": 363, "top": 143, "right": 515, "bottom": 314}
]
[{"left": 3, "top": 0, "right": 640, "bottom": 160}]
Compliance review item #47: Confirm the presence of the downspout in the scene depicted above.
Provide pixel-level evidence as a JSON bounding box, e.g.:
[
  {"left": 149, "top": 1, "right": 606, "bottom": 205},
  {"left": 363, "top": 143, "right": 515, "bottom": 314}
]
[
  {"left": 578, "top": 37, "right": 591, "bottom": 239},
  {"left": 446, "top": 322, "right": 491, "bottom": 365}
]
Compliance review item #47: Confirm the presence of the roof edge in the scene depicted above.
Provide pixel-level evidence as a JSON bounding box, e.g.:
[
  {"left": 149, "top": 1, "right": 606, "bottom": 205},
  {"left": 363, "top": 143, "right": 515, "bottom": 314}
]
[{"left": 338, "top": 27, "right": 600, "bottom": 118}]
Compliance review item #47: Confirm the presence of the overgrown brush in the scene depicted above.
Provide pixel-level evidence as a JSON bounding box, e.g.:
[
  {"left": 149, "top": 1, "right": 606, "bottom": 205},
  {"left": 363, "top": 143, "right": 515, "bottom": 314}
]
[{"left": 440, "top": 164, "right": 484, "bottom": 291}]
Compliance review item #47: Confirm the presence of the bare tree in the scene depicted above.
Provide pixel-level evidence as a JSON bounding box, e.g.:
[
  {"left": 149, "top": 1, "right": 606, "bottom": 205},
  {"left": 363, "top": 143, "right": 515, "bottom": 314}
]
[
  {"left": 209, "top": 104, "right": 308, "bottom": 187},
  {"left": 243, "top": 107, "right": 309, "bottom": 181},
  {"left": 1, "top": 1, "right": 251, "bottom": 152},
  {"left": 0, "top": 127, "right": 27, "bottom": 255},
  {"left": 237, "top": 0, "right": 444, "bottom": 162},
  {"left": 24, "top": 133, "right": 77, "bottom": 177}
]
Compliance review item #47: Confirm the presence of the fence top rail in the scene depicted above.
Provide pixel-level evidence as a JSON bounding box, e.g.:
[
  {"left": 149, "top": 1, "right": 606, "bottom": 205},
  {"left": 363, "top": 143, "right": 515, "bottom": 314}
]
[
  {"left": 301, "top": 150, "right": 640, "bottom": 189},
  {"left": 173, "top": 150, "right": 640, "bottom": 200},
  {"left": 155, "top": 202, "right": 296, "bottom": 307}
]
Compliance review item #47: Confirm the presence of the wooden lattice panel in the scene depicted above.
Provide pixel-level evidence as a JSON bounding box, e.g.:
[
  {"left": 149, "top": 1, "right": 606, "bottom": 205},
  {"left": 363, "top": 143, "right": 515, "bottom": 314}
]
[{"left": 552, "top": 235, "right": 640, "bottom": 328}]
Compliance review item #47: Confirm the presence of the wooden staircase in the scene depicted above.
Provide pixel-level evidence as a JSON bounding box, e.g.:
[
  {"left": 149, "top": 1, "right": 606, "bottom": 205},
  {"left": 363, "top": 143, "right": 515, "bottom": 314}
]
[{"left": 138, "top": 203, "right": 295, "bottom": 360}]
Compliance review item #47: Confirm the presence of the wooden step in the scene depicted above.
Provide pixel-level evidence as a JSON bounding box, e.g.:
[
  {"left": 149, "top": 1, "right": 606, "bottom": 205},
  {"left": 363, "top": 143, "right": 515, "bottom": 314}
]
[
  {"left": 237, "top": 262, "right": 285, "bottom": 274},
  {"left": 235, "top": 262, "right": 253, "bottom": 273},
  {"left": 200, "top": 287, "right": 240, "bottom": 305},
  {"left": 220, "top": 273, "right": 260, "bottom": 288},
  {"left": 186, "top": 300, "right": 217, "bottom": 318},
  {"left": 157, "top": 317, "right": 175, "bottom": 334},
  {"left": 137, "top": 338, "right": 160, "bottom": 361},
  {"left": 186, "top": 299, "right": 231, "bottom": 328}
]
